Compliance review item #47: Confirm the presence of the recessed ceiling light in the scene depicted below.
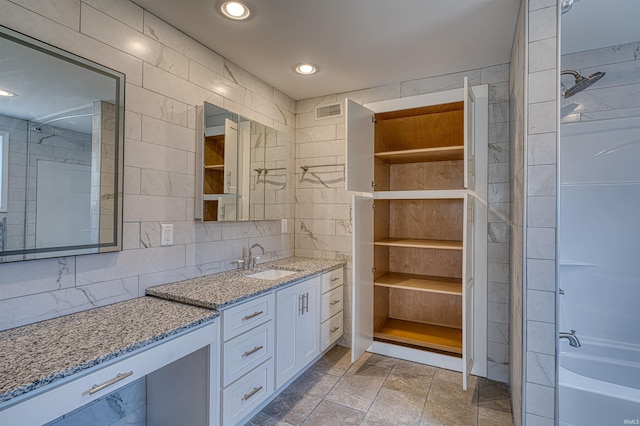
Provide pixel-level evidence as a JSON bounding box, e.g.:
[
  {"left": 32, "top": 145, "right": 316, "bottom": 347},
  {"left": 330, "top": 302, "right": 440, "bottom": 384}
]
[
  {"left": 219, "top": 1, "right": 251, "bottom": 20},
  {"left": 0, "top": 89, "right": 17, "bottom": 97},
  {"left": 294, "top": 64, "right": 318, "bottom": 75}
]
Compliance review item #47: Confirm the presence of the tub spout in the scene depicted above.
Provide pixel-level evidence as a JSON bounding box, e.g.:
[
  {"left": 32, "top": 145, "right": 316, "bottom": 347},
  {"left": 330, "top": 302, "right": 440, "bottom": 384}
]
[{"left": 559, "top": 330, "right": 581, "bottom": 347}]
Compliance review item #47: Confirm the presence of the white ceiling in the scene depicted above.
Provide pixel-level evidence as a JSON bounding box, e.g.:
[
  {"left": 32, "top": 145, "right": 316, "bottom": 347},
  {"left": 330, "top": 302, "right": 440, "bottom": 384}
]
[{"left": 132, "top": 0, "right": 521, "bottom": 100}]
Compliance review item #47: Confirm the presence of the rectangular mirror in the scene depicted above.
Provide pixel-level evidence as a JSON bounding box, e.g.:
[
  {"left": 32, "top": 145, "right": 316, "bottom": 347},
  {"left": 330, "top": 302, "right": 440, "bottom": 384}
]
[
  {"left": 0, "top": 26, "right": 125, "bottom": 263},
  {"left": 195, "top": 102, "right": 288, "bottom": 222}
]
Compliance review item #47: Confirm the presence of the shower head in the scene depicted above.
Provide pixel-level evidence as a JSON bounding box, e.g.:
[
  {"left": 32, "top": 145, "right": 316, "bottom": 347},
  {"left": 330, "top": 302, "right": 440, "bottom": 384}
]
[{"left": 561, "top": 70, "right": 606, "bottom": 98}]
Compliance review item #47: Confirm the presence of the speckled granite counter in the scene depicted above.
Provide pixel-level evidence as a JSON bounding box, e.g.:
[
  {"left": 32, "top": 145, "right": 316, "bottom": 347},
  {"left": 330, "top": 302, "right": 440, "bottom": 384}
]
[
  {"left": 147, "top": 256, "right": 346, "bottom": 309},
  {"left": 0, "top": 297, "right": 217, "bottom": 404}
]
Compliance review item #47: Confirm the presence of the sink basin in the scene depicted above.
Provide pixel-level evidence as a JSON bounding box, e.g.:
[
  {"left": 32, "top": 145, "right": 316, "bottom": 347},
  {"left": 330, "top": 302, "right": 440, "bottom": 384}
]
[{"left": 247, "top": 268, "right": 298, "bottom": 280}]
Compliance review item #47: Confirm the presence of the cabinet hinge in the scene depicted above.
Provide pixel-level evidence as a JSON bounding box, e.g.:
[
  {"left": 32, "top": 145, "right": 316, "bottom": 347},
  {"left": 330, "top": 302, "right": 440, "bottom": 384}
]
[
  {"left": 372, "top": 203, "right": 376, "bottom": 209},
  {"left": 372, "top": 116, "right": 376, "bottom": 124},
  {"left": 372, "top": 267, "right": 376, "bottom": 274},
  {"left": 371, "top": 180, "right": 376, "bottom": 188}
]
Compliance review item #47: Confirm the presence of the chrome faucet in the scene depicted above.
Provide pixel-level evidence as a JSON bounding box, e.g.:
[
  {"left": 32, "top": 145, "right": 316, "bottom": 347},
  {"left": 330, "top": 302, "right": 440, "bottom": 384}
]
[
  {"left": 248, "top": 243, "right": 265, "bottom": 269},
  {"left": 559, "top": 330, "right": 581, "bottom": 347}
]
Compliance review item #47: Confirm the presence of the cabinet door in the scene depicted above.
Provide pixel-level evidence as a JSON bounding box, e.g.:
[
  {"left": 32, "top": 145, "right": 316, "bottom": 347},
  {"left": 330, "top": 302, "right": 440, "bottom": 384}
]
[
  {"left": 462, "top": 194, "right": 475, "bottom": 390},
  {"left": 224, "top": 118, "right": 238, "bottom": 195},
  {"left": 463, "top": 77, "right": 476, "bottom": 190},
  {"left": 351, "top": 195, "right": 374, "bottom": 362},
  {"left": 297, "top": 276, "right": 321, "bottom": 367},
  {"left": 345, "top": 98, "right": 374, "bottom": 193},
  {"left": 275, "top": 283, "right": 299, "bottom": 388}
]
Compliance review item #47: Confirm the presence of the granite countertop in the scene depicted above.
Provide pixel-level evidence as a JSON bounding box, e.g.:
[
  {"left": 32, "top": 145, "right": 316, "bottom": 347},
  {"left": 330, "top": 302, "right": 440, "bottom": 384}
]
[
  {"left": 0, "top": 297, "right": 217, "bottom": 404},
  {"left": 147, "top": 256, "right": 346, "bottom": 309}
]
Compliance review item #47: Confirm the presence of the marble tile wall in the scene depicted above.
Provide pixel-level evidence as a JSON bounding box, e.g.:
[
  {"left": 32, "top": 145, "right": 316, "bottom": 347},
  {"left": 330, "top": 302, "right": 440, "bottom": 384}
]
[
  {"left": 561, "top": 41, "right": 640, "bottom": 123},
  {"left": 509, "top": 1, "right": 526, "bottom": 425},
  {"left": 294, "top": 64, "right": 512, "bottom": 382},
  {"left": 525, "top": 1, "right": 559, "bottom": 425},
  {"left": 0, "top": 0, "right": 295, "bottom": 331}
]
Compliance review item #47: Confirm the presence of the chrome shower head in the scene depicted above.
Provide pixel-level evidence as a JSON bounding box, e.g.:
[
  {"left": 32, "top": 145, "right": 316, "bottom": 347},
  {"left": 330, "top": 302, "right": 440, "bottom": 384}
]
[{"left": 561, "top": 70, "right": 606, "bottom": 98}]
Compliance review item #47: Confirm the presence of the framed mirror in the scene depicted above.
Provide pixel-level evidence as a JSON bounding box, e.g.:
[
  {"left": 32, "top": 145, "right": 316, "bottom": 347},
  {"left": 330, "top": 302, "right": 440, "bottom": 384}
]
[
  {"left": 195, "top": 102, "right": 288, "bottom": 222},
  {"left": 0, "top": 26, "right": 125, "bottom": 263}
]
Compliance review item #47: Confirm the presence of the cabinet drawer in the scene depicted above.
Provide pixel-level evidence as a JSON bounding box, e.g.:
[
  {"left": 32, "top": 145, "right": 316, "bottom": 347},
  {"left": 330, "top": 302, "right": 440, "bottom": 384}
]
[
  {"left": 321, "top": 312, "right": 343, "bottom": 351},
  {"left": 223, "top": 321, "right": 273, "bottom": 387},
  {"left": 321, "top": 268, "right": 343, "bottom": 293},
  {"left": 223, "top": 292, "right": 274, "bottom": 341},
  {"left": 321, "top": 286, "right": 343, "bottom": 322},
  {"left": 0, "top": 321, "right": 218, "bottom": 426},
  {"left": 222, "top": 358, "right": 274, "bottom": 426}
]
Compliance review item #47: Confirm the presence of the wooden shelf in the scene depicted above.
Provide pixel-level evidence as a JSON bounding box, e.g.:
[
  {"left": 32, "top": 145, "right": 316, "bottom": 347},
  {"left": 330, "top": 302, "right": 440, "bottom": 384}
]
[
  {"left": 374, "top": 318, "right": 462, "bottom": 354},
  {"left": 374, "top": 238, "right": 462, "bottom": 250},
  {"left": 375, "top": 146, "right": 464, "bottom": 164},
  {"left": 204, "top": 164, "right": 224, "bottom": 170},
  {"left": 375, "top": 272, "right": 462, "bottom": 295}
]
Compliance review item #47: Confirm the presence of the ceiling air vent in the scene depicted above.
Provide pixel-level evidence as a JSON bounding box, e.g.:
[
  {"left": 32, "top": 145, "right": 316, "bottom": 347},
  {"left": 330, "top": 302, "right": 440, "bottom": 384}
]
[{"left": 315, "top": 102, "right": 342, "bottom": 120}]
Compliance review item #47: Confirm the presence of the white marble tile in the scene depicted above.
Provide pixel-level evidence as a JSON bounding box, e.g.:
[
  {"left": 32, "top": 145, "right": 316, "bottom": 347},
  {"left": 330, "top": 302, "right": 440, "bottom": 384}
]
[
  {"left": 561, "top": 41, "right": 640, "bottom": 71},
  {"left": 489, "top": 81, "right": 510, "bottom": 103},
  {"left": 527, "top": 164, "right": 556, "bottom": 196},
  {"left": 124, "top": 139, "right": 188, "bottom": 174},
  {"left": 488, "top": 282, "right": 510, "bottom": 304},
  {"left": 296, "top": 95, "right": 339, "bottom": 114},
  {"left": 488, "top": 301, "right": 509, "bottom": 324},
  {"left": 188, "top": 60, "right": 246, "bottom": 106},
  {"left": 527, "top": 259, "right": 556, "bottom": 291},
  {"left": 0, "top": 1, "right": 144, "bottom": 86},
  {"left": 528, "top": 102, "right": 557, "bottom": 134},
  {"left": 529, "top": 70, "right": 557, "bottom": 104},
  {"left": 273, "top": 89, "right": 296, "bottom": 115},
  {"left": 530, "top": 0, "right": 556, "bottom": 11},
  {"left": 528, "top": 6, "right": 557, "bottom": 43},
  {"left": 340, "top": 83, "right": 401, "bottom": 105},
  {"left": 489, "top": 202, "right": 510, "bottom": 223},
  {"left": 489, "top": 122, "right": 510, "bottom": 144},
  {"left": 0, "top": 256, "right": 75, "bottom": 299},
  {"left": 123, "top": 194, "right": 187, "bottom": 222},
  {"left": 527, "top": 289, "right": 555, "bottom": 323},
  {"left": 141, "top": 116, "right": 195, "bottom": 152},
  {"left": 488, "top": 222, "right": 509, "bottom": 243},
  {"left": 529, "top": 38, "right": 557, "bottom": 73},
  {"left": 488, "top": 321, "right": 509, "bottom": 344},
  {"left": 220, "top": 221, "right": 280, "bottom": 240},
  {"left": 481, "top": 63, "right": 510, "bottom": 84},
  {"left": 526, "top": 352, "right": 555, "bottom": 387},
  {"left": 487, "top": 361, "right": 509, "bottom": 384},
  {"left": 488, "top": 341, "right": 508, "bottom": 364},
  {"left": 143, "top": 11, "right": 224, "bottom": 75},
  {"left": 194, "top": 222, "right": 222, "bottom": 243},
  {"left": 489, "top": 102, "right": 509, "bottom": 124},
  {"left": 527, "top": 132, "right": 557, "bottom": 165},
  {"left": 298, "top": 140, "right": 345, "bottom": 159},
  {"left": 527, "top": 227, "right": 556, "bottom": 260},
  {"left": 81, "top": 4, "right": 188, "bottom": 79},
  {"left": 192, "top": 238, "right": 248, "bottom": 266},
  {"left": 82, "top": 0, "right": 143, "bottom": 31},
  {"left": 75, "top": 246, "right": 185, "bottom": 285},
  {"left": 488, "top": 243, "right": 509, "bottom": 264},
  {"left": 10, "top": 0, "right": 80, "bottom": 30},
  {"left": 126, "top": 84, "right": 190, "bottom": 127},
  {"left": 122, "top": 222, "right": 140, "bottom": 250},
  {"left": 296, "top": 219, "right": 336, "bottom": 237},
  {"left": 580, "top": 106, "right": 640, "bottom": 122},
  {"left": 124, "top": 166, "right": 141, "bottom": 195},
  {"left": 580, "top": 57, "right": 640, "bottom": 90},
  {"left": 296, "top": 124, "right": 337, "bottom": 143},
  {"left": 527, "top": 196, "right": 556, "bottom": 228},
  {"left": 138, "top": 265, "right": 209, "bottom": 293},
  {"left": 401, "top": 69, "right": 481, "bottom": 97},
  {"left": 143, "top": 62, "right": 220, "bottom": 108},
  {"left": 224, "top": 60, "right": 274, "bottom": 101},
  {"left": 296, "top": 108, "right": 344, "bottom": 129},
  {"left": 140, "top": 169, "right": 194, "bottom": 198},
  {"left": 488, "top": 163, "right": 509, "bottom": 183},
  {"left": 526, "top": 321, "right": 556, "bottom": 355},
  {"left": 563, "top": 83, "right": 640, "bottom": 116},
  {"left": 488, "top": 183, "right": 510, "bottom": 203},
  {"left": 525, "top": 382, "right": 555, "bottom": 419},
  {"left": 252, "top": 94, "right": 294, "bottom": 127},
  {"left": 525, "top": 413, "right": 555, "bottom": 426}
]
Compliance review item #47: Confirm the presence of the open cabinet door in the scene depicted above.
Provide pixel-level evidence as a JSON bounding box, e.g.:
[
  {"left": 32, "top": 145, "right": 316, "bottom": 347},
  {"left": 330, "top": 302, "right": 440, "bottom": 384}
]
[
  {"left": 463, "top": 77, "right": 476, "bottom": 190},
  {"left": 351, "top": 195, "right": 374, "bottom": 362},
  {"left": 462, "top": 194, "right": 475, "bottom": 389},
  {"left": 223, "top": 118, "right": 238, "bottom": 195},
  {"left": 345, "top": 99, "right": 374, "bottom": 193},
  {"left": 194, "top": 105, "right": 204, "bottom": 220}
]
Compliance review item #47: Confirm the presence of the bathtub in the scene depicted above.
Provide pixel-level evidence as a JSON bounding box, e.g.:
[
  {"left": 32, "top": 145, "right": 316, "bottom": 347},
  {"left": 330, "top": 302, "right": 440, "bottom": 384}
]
[{"left": 559, "top": 338, "right": 640, "bottom": 426}]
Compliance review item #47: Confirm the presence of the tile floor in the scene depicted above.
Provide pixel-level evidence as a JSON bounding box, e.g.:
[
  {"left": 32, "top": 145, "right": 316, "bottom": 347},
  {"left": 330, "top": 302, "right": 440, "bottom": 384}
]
[{"left": 247, "top": 346, "right": 513, "bottom": 426}]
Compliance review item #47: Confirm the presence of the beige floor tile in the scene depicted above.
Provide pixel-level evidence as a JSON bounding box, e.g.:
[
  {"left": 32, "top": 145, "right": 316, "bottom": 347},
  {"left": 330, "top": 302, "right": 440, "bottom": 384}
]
[
  {"left": 384, "top": 359, "right": 436, "bottom": 398},
  {"left": 358, "top": 352, "right": 398, "bottom": 369},
  {"left": 301, "top": 400, "right": 366, "bottom": 426},
  {"left": 362, "top": 387, "right": 425, "bottom": 426},
  {"left": 309, "top": 345, "right": 353, "bottom": 376},
  {"left": 421, "top": 377, "right": 478, "bottom": 426},
  {"left": 324, "top": 360, "right": 391, "bottom": 412},
  {"left": 245, "top": 411, "right": 295, "bottom": 426},
  {"left": 478, "top": 406, "right": 514, "bottom": 426}
]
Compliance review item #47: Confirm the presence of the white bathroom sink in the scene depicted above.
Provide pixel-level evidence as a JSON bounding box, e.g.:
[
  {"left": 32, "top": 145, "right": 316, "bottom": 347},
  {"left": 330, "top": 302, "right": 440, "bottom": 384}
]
[{"left": 247, "top": 268, "right": 298, "bottom": 280}]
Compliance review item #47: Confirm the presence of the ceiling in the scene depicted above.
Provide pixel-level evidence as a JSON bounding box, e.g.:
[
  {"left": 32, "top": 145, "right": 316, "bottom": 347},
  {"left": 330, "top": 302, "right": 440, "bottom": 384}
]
[{"left": 132, "top": 0, "right": 521, "bottom": 100}]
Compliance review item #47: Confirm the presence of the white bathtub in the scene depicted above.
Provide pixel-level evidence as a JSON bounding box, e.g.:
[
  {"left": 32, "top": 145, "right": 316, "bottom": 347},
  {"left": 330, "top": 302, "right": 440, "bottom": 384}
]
[{"left": 559, "top": 339, "right": 640, "bottom": 426}]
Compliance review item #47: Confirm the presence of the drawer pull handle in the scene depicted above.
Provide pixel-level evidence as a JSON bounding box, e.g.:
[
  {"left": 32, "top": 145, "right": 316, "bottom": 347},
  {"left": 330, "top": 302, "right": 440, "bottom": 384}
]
[
  {"left": 243, "top": 345, "right": 264, "bottom": 357},
  {"left": 330, "top": 277, "right": 340, "bottom": 282},
  {"left": 330, "top": 300, "right": 340, "bottom": 306},
  {"left": 89, "top": 371, "right": 133, "bottom": 395},
  {"left": 330, "top": 326, "right": 340, "bottom": 333},
  {"left": 242, "top": 385, "right": 263, "bottom": 401},
  {"left": 242, "top": 311, "right": 264, "bottom": 321}
]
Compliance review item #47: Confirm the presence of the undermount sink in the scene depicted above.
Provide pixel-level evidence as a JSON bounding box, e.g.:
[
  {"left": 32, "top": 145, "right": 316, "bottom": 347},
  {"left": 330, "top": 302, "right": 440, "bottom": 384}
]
[{"left": 246, "top": 268, "right": 298, "bottom": 280}]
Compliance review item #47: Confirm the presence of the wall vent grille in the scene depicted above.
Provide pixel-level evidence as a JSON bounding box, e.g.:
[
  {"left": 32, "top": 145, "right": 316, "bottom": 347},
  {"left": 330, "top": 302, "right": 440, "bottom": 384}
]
[{"left": 315, "top": 103, "right": 342, "bottom": 120}]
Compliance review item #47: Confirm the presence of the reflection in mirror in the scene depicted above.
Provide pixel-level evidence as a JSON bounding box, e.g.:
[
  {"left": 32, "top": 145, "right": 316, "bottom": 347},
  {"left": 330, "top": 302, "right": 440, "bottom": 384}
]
[
  {"left": 0, "top": 26, "right": 124, "bottom": 263},
  {"left": 196, "top": 102, "right": 288, "bottom": 222}
]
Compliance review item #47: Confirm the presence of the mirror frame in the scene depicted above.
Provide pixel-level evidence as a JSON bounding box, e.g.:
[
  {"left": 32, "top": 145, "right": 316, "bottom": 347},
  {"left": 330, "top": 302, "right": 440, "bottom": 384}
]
[{"left": 0, "top": 26, "right": 125, "bottom": 262}]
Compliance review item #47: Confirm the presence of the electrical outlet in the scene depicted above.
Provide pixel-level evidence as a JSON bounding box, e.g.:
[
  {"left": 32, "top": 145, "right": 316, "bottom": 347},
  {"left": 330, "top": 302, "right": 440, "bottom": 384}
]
[
  {"left": 161, "top": 224, "right": 174, "bottom": 246},
  {"left": 281, "top": 219, "right": 288, "bottom": 233}
]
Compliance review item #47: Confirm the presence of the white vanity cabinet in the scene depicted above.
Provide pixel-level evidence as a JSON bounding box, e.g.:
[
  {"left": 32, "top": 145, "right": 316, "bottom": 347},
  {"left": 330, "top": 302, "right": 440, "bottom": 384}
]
[
  {"left": 275, "top": 276, "right": 321, "bottom": 388},
  {"left": 220, "top": 292, "right": 275, "bottom": 426},
  {"left": 346, "top": 79, "right": 489, "bottom": 389}
]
